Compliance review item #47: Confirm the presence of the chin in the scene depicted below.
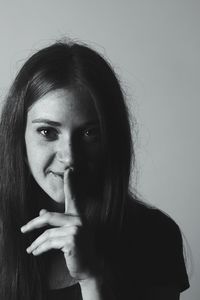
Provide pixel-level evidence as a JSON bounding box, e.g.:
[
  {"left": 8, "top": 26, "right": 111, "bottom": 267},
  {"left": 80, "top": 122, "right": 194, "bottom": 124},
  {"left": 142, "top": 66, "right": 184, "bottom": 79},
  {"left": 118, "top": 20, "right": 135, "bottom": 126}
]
[
  {"left": 39, "top": 184, "right": 65, "bottom": 211},
  {"left": 46, "top": 195, "right": 65, "bottom": 212},
  {"left": 49, "top": 190, "right": 65, "bottom": 204}
]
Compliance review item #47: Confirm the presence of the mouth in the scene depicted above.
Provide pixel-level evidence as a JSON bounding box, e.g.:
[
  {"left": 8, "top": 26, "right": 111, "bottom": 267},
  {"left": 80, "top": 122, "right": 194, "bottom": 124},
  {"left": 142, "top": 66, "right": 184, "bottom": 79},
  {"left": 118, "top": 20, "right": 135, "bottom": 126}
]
[{"left": 49, "top": 171, "right": 64, "bottom": 179}]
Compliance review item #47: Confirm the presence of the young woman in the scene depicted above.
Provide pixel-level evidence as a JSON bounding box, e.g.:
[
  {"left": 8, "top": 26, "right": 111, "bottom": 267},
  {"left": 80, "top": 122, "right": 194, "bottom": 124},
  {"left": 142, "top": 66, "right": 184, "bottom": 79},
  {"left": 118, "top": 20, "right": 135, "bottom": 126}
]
[{"left": 0, "top": 40, "right": 190, "bottom": 300}]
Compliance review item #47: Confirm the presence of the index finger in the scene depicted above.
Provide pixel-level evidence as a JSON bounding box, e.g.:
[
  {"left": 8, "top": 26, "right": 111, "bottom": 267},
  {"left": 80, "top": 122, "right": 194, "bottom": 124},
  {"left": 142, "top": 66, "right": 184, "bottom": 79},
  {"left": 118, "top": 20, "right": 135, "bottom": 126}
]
[{"left": 64, "top": 168, "right": 78, "bottom": 215}]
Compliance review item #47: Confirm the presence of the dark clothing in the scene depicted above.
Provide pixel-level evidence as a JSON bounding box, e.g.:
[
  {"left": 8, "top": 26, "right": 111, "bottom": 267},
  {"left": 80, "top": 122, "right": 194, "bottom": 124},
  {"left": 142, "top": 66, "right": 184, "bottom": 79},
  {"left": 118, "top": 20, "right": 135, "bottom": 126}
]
[
  {"left": 47, "top": 284, "right": 81, "bottom": 300},
  {"left": 47, "top": 200, "right": 190, "bottom": 299}
]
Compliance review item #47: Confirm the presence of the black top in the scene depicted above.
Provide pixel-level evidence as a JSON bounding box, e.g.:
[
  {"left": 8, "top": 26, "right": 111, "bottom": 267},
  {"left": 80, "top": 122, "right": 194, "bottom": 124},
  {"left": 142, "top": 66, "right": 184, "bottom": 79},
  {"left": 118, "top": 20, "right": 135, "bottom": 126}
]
[
  {"left": 47, "top": 200, "right": 190, "bottom": 300},
  {"left": 47, "top": 284, "right": 81, "bottom": 300}
]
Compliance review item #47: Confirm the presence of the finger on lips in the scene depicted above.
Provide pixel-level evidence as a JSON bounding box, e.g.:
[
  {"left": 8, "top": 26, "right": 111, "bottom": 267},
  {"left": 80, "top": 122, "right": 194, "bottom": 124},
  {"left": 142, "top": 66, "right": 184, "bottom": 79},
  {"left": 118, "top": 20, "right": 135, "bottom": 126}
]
[
  {"left": 64, "top": 168, "right": 78, "bottom": 216},
  {"left": 20, "top": 168, "right": 82, "bottom": 257}
]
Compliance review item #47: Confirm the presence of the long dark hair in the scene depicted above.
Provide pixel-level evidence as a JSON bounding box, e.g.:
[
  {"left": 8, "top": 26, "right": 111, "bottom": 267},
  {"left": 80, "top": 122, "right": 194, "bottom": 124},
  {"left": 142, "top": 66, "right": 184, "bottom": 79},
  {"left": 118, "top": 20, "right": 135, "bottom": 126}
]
[{"left": 0, "top": 40, "right": 135, "bottom": 299}]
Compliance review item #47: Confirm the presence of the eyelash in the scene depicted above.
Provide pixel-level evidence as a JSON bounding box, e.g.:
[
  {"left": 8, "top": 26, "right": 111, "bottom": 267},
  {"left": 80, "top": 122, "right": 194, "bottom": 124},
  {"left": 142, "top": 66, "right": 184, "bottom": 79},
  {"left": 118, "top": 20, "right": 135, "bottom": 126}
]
[
  {"left": 36, "top": 126, "right": 100, "bottom": 142},
  {"left": 37, "top": 127, "right": 59, "bottom": 140},
  {"left": 82, "top": 127, "right": 100, "bottom": 141}
]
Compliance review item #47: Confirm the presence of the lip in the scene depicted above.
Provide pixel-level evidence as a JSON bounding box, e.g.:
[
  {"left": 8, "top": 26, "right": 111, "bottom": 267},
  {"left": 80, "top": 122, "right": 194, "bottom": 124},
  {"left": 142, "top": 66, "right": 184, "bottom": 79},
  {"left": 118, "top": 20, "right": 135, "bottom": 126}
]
[{"left": 49, "top": 171, "right": 64, "bottom": 179}]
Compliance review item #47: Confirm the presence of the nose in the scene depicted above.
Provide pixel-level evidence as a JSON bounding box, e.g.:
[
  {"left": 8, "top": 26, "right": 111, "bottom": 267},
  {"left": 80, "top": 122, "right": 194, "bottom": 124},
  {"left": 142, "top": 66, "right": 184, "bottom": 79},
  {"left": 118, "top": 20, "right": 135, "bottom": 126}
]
[{"left": 56, "top": 137, "right": 75, "bottom": 169}]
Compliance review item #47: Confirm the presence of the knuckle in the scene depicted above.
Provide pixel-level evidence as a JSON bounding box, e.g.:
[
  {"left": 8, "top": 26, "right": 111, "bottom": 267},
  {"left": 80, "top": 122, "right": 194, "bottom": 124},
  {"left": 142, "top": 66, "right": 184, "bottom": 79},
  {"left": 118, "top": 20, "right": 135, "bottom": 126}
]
[
  {"left": 44, "top": 212, "right": 52, "bottom": 221},
  {"left": 47, "top": 212, "right": 51, "bottom": 219}
]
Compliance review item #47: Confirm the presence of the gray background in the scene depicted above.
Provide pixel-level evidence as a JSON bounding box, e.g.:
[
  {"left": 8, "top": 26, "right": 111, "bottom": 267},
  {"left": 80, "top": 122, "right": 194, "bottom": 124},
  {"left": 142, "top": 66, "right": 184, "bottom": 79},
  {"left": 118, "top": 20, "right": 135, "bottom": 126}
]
[{"left": 0, "top": 1, "right": 199, "bottom": 299}]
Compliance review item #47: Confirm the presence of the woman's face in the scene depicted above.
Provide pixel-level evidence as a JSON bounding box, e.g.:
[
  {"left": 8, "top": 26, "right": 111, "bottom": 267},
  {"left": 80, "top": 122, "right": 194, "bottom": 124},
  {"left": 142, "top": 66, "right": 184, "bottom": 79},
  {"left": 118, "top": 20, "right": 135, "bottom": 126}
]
[{"left": 25, "top": 88, "right": 102, "bottom": 207}]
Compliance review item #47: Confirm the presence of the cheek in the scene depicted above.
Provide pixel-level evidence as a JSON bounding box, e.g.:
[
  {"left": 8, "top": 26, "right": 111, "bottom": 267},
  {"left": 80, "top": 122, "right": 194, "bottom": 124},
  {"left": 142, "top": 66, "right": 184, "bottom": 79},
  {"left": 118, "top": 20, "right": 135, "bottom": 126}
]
[
  {"left": 84, "top": 143, "right": 102, "bottom": 163},
  {"left": 25, "top": 139, "right": 50, "bottom": 176},
  {"left": 27, "top": 153, "right": 42, "bottom": 173},
  {"left": 82, "top": 149, "right": 104, "bottom": 184}
]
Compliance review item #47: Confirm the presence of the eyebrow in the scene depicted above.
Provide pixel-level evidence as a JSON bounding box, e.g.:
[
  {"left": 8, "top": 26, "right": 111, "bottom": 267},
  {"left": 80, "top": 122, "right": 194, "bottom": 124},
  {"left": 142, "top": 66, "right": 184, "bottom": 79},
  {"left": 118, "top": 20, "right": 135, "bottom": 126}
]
[
  {"left": 32, "top": 119, "right": 61, "bottom": 126},
  {"left": 31, "top": 118, "right": 99, "bottom": 127}
]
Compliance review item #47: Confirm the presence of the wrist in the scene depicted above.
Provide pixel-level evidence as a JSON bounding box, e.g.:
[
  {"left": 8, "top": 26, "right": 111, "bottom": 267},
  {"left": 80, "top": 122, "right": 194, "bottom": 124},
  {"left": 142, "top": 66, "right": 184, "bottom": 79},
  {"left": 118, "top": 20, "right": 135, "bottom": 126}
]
[
  {"left": 79, "top": 275, "right": 102, "bottom": 290},
  {"left": 79, "top": 276, "right": 103, "bottom": 300}
]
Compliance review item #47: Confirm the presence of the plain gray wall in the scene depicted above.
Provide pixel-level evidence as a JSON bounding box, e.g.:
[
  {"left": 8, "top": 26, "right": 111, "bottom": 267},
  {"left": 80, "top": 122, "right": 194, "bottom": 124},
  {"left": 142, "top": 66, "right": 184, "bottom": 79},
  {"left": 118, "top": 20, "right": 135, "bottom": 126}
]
[{"left": 0, "top": 1, "right": 199, "bottom": 299}]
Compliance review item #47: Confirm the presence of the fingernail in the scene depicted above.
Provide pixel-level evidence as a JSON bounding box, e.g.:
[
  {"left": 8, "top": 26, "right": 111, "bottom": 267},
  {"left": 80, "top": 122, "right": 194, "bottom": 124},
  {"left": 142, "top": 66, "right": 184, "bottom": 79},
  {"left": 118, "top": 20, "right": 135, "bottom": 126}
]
[
  {"left": 26, "top": 247, "right": 31, "bottom": 253},
  {"left": 21, "top": 226, "right": 26, "bottom": 233}
]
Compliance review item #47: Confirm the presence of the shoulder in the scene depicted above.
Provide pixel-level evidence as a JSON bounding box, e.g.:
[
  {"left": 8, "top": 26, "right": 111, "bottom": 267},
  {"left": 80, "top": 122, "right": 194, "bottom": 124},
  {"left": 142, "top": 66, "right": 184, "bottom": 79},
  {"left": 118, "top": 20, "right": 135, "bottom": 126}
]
[
  {"left": 123, "top": 199, "right": 184, "bottom": 262},
  {"left": 124, "top": 199, "right": 182, "bottom": 245},
  {"left": 119, "top": 198, "right": 190, "bottom": 293}
]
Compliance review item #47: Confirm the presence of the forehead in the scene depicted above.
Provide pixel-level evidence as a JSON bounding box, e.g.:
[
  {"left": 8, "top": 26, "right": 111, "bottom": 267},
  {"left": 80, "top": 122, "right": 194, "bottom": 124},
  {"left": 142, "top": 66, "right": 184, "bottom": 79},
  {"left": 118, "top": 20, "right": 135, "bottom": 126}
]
[{"left": 27, "top": 88, "right": 98, "bottom": 124}]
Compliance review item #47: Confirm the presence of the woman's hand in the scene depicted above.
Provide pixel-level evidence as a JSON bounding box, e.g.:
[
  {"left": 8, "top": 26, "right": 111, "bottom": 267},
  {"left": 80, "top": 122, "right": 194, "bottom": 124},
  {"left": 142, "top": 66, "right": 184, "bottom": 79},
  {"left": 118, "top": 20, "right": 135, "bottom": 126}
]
[{"left": 20, "top": 169, "right": 96, "bottom": 281}]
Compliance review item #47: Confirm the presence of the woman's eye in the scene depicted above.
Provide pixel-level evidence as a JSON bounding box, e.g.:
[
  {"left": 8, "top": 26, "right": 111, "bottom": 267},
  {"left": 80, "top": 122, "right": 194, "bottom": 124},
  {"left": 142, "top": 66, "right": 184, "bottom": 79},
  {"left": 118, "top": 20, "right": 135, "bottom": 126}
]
[
  {"left": 83, "top": 127, "right": 100, "bottom": 141},
  {"left": 37, "top": 127, "right": 58, "bottom": 140}
]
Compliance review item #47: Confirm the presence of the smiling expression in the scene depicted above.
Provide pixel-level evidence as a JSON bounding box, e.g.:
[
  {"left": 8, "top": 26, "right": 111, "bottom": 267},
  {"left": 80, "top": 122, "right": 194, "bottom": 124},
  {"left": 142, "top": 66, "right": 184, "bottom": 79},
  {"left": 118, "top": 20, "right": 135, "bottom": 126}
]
[{"left": 25, "top": 88, "right": 102, "bottom": 207}]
